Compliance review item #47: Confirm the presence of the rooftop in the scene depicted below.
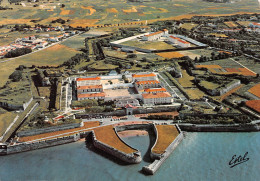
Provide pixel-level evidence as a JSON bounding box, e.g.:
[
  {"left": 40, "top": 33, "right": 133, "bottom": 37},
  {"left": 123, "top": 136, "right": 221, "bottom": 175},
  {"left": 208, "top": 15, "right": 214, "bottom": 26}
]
[
  {"left": 144, "top": 29, "right": 167, "bottom": 37},
  {"left": 132, "top": 73, "right": 156, "bottom": 78},
  {"left": 77, "top": 85, "right": 103, "bottom": 90},
  {"left": 245, "top": 100, "right": 260, "bottom": 113},
  {"left": 77, "top": 92, "right": 105, "bottom": 98},
  {"left": 136, "top": 80, "right": 160, "bottom": 85},
  {"left": 76, "top": 77, "right": 101, "bottom": 81},
  {"left": 144, "top": 88, "right": 167, "bottom": 92},
  {"left": 142, "top": 92, "right": 171, "bottom": 99}
]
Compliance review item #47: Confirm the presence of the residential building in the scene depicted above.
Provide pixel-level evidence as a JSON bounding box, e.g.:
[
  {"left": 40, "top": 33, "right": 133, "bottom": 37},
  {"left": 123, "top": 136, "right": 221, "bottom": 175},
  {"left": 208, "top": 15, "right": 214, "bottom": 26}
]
[
  {"left": 77, "top": 92, "right": 105, "bottom": 100},
  {"left": 132, "top": 73, "right": 157, "bottom": 81},
  {"left": 249, "top": 22, "right": 260, "bottom": 29},
  {"left": 168, "top": 35, "right": 190, "bottom": 47},
  {"left": 142, "top": 29, "right": 168, "bottom": 41},
  {"left": 115, "top": 98, "right": 140, "bottom": 108},
  {"left": 135, "top": 80, "right": 161, "bottom": 92},
  {"left": 76, "top": 77, "right": 101, "bottom": 86},
  {"left": 48, "top": 37, "right": 59, "bottom": 42},
  {"left": 77, "top": 85, "right": 103, "bottom": 94},
  {"left": 142, "top": 92, "right": 172, "bottom": 105},
  {"left": 144, "top": 88, "right": 167, "bottom": 93}
]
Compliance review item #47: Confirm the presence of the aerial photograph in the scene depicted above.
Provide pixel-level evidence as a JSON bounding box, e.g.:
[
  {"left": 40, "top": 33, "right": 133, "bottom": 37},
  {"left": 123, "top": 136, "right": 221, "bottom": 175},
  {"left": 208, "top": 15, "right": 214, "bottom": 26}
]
[{"left": 0, "top": 0, "right": 259, "bottom": 180}]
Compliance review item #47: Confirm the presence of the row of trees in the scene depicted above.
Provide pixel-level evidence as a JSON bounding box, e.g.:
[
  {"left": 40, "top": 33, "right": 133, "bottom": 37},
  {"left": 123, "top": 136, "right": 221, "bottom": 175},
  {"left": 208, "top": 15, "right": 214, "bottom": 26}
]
[{"left": 5, "top": 47, "right": 32, "bottom": 58}]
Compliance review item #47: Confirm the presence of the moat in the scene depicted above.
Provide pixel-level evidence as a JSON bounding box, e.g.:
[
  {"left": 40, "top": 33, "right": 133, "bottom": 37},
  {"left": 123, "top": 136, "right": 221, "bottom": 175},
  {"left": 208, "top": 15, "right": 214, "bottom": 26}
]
[{"left": 0, "top": 132, "right": 259, "bottom": 181}]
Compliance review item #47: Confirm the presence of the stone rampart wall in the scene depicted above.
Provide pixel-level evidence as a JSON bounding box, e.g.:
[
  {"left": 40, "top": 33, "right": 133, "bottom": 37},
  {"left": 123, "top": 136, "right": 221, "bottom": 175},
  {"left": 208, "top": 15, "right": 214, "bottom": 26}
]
[
  {"left": 142, "top": 124, "right": 184, "bottom": 175},
  {"left": 91, "top": 131, "right": 142, "bottom": 164},
  {"left": 17, "top": 122, "right": 83, "bottom": 137},
  {"left": 6, "top": 134, "right": 80, "bottom": 155},
  {"left": 179, "top": 123, "right": 260, "bottom": 132}
]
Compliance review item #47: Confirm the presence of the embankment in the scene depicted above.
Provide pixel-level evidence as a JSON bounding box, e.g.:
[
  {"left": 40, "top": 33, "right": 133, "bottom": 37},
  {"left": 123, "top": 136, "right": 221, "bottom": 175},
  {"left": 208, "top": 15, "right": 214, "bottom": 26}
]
[{"left": 0, "top": 133, "right": 80, "bottom": 155}]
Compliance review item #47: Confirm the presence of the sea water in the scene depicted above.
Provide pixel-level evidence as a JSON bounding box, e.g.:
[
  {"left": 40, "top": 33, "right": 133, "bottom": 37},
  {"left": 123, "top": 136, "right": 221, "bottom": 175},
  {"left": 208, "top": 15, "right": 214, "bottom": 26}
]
[{"left": 0, "top": 132, "right": 260, "bottom": 181}]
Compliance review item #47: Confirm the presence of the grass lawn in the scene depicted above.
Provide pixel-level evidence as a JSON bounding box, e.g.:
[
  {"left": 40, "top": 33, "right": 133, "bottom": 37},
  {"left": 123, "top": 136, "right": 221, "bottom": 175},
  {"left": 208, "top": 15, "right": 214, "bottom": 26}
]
[
  {"left": 0, "top": 30, "right": 62, "bottom": 46},
  {"left": 94, "top": 125, "right": 136, "bottom": 154},
  {"left": 0, "top": 109, "right": 17, "bottom": 138},
  {"left": 121, "top": 40, "right": 173, "bottom": 50},
  {"left": 0, "top": 44, "right": 80, "bottom": 87},
  {"left": 152, "top": 125, "right": 179, "bottom": 154},
  {"left": 0, "top": 72, "right": 32, "bottom": 105},
  {"left": 89, "top": 60, "right": 118, "bottom": 70},
  {"left": 200, "top": 80, "right": 220, "bottom": 90},
  {"left": 177, "top": 69, "right": 194, "bottom": 88},
  {"left": 185, "top": 88, "right": 205, "bottom": 100},
  {"left": 180, "top": 23, "right": 198, "bottom": 30},
  {"left": 61, "top": 34, "right": 86, "bottom": 50},
  {"left": 236, "top": 21, "right": 252, "bottom": 27}
]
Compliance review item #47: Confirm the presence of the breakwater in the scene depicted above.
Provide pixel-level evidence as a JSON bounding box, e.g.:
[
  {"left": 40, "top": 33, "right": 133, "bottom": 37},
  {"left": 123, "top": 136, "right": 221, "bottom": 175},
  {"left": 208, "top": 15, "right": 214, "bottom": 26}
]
[
  {"left": 0, "top": 133, "right": 80, "bottom": 155},
  {"left": 142, "top": 124, "right": 184, "bottom": 175},
  {"left": 179, "top": 123, "right": 260, "bottom": 132},
  {"left": 91, "top": 129, "right": 142, "bottom": 164}
]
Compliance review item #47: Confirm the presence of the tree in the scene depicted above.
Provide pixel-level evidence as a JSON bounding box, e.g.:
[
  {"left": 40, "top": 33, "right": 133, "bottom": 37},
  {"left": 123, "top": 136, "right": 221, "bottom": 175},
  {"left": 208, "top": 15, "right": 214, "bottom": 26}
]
[{"left": 9, "top": 70, "right": 22, "bottom": 82}]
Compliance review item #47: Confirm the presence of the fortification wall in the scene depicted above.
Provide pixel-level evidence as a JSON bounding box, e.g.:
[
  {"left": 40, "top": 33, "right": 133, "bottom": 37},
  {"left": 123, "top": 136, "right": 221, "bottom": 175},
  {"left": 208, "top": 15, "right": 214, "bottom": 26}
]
[
  {"left": 91, "top": 131, "right": 142, "bottom": 164},
  {"left": 5, "top": 134, "right": 80, "bottom": 155},
  {"left": 179, "top": 123, "right": 260, "bottom": 132},
  {"left": 17, "top": 122, "right": 83, "bottom": 137},
  {"left": 115, "top": 124, "right": 152, "bottom": 132}
]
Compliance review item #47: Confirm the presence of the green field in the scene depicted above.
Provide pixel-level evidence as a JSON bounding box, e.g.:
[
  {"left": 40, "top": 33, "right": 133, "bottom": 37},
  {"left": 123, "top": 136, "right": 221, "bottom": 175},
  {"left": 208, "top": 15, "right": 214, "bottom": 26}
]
[
  {"left": 121, "top": 40, "right": 174, "bottom": 50},
  {"left": 0, "top": 0, "right": 259, "bottom": 27},
  {"left": 200, "top": 80, "right": 220, "bottom": 90},
  {"left": 0, "top": 43, "right": 80, "bottom": 87}
]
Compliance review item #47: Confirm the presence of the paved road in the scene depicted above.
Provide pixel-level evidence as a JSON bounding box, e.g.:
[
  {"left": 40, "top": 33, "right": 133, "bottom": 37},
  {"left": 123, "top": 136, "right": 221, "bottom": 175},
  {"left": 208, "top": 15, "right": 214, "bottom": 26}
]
[{"left": 157, "top": 73, "right": 182, "bottom": 100}]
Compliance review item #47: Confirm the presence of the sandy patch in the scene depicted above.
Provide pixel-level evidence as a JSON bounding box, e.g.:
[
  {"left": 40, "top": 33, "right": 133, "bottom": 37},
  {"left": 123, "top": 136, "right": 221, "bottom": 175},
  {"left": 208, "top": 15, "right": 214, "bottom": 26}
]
[
  {"left": 122, "top": 6, "right": 138, "bottom": 13},
  {"left": 156, "top": 52, "right": 184, "bottom": 59},
  {"left": 60, "top": 8, "right": 70, "bottom": 15},
  {"left": 179, "top": 51, "right": 199, "bottom": 59},
  {"left": 69, "top": 19, "right": 99, "bottom": 27},
  {"left": 106, "top": 8, "right": 118, "bottom": 13},
  {"left": 117, "top": 130, "right": 148, "bottom": 138},
  {"left": 81, "top": 6, "right": 96, "bottom": 15}
]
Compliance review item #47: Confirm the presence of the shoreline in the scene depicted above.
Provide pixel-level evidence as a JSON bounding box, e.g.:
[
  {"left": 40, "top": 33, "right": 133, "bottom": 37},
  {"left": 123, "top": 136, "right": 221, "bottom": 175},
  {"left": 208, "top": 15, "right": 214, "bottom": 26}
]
[{"left": 117, "top": 130, "right": 149, "bottom": 138}]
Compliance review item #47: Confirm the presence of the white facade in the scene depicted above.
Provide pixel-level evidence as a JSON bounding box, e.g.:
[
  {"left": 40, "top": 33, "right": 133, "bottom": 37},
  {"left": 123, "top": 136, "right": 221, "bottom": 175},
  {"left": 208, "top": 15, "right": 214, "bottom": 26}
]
[
  {"left": 142, "top": 92, "right": 172, "bottom": 105},
  {"left": 132, "top": 73, "right": 157, "bottom": 82},
  {"left": 142, "top": 29, "right": 168, "bottom": 41}
]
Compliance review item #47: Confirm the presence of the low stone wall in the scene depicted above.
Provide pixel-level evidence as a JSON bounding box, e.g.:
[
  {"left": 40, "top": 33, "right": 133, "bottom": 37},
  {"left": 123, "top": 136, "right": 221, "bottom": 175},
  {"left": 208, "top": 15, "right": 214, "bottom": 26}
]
[
  {"left": 150, "top": 124, "right": 161, "bottom": 160},
  {"left": 91, "top": 130, "right": 142, "bottom": 164},
  {"left": 179, "top": 123, "right": 260, "bottom": 132},
  {"left": 142, "top": 124, "right": 184, "bottom": 175},
  {"left": 17, "top": 122, "right": 83, "bottom": 137},
  {"left": 115, "top": 124, "right": 152, "bottom": 132},
  {"left": 1, "top": 134, "right": 80, "bottom": 155}
]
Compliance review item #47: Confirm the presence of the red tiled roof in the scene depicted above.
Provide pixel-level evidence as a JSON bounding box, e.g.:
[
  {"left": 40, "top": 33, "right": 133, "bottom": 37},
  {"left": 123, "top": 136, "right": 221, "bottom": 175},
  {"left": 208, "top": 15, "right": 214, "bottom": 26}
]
[
  {"left": 178, "top": 39, "right": 190, "bottom": 44},
  {"left": 136, "top": 80, "right": 160, "bottom": 85},
  {"left": 132, "top": 73, "right": 156, "bottom": 78},
  {"left": 76, "top": 77, "right": 101, "bottom": 81},
  {"left": 142, "top": 92, "right": 171, "bottom": 99},
  {"left": 77, "top": 85, "right": 102, "bottom": 90},
  {"left": 169, "top": 36, "right": 180, "bottom": 40},
  {"left": 245, "top": 100, "right": 260, "bottom": 113},
  {"left": 78, "top": 92, "right": 105, "bottom": 98},
  {"left": 145, "top": 30, "right": 167, "bottom": 37},
  {"left": 252, "top": 22, "right": 260, "bottom": 26},
  {"left": 144, "top": 88, "right": 167, "bottom": 92}
]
